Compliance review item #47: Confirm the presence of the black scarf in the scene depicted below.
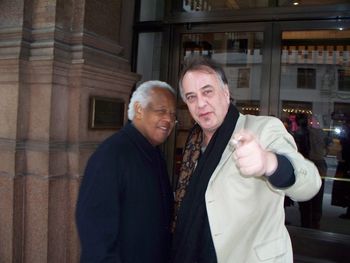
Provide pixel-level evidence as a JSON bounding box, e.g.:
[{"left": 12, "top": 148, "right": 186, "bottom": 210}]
[{"left": 172, "top": 104, "right": 239, "bottom": 262}]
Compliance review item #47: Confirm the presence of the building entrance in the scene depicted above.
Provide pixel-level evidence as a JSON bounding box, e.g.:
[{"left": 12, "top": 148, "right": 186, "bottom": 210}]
[{"left": 169, "top": 19, "right": 350, "bottom": 261}]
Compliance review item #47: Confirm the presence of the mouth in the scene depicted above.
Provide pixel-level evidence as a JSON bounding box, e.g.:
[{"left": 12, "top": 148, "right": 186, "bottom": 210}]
[
  {"left": 199, "top": 112, "right": 211, "bottom": 118},
  {"left": 158, "top": 126, "right": 170, "bottom": 133}
]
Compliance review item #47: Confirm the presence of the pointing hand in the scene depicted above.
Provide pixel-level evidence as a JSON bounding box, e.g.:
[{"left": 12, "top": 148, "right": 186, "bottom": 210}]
[{"left": 231, "top": 130, "right": 277, "bottom": 177}]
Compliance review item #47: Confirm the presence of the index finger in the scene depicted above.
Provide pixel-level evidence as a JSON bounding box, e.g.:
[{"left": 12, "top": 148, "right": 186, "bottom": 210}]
[{"left": 233, "top": 129, "right": 255, "bottom": 146}]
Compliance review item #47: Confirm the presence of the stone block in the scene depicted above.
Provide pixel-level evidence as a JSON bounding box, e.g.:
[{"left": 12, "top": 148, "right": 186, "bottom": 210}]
[{"left": 23, "top": 176, "right": 49, "bottom": 263}]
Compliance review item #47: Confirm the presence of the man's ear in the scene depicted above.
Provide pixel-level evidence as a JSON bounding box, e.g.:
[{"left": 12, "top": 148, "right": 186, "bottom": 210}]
[
  {"left": 134, "top": 102, "right": 143, "bottom": 119},
  {"left": 224, "top": 84, "right": 231, "bottom": 103}
]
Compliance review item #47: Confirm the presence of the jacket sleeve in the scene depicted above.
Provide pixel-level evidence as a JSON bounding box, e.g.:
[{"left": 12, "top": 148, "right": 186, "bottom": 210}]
[
  {"left": 76, "top": 148, "right": 123, "bottom": 263},
  {"left": 258, "top": 117, "right": 322, "bottom": 202},
  {"left": 267, "top": 154, "right": 295, "bottom": 188}
]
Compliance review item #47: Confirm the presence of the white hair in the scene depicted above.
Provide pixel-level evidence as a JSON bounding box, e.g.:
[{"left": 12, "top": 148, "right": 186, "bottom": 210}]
[{"left": 127, "top": 80, "right": 175, "bottom": 120}]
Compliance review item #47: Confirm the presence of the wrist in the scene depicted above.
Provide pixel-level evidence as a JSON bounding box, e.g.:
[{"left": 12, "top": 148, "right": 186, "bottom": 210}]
[{"left": 264, "top": 152, "right": 278, "bottom": 177}]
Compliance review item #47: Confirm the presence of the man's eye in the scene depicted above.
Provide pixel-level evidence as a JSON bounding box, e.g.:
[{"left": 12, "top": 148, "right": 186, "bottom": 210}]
[
  {"left": 156, "top": 109, "right": 167, "bottom": 114},
  {"left": 186, "top": 95, "right": 196, "bottom": 102},
  {"left": 203, "top": 90, "right": 212, "bottom": 95}
]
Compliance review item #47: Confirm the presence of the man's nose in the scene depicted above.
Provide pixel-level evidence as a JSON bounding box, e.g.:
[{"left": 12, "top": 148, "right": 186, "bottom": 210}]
[
  {"left": 197, "top": 94, "right": 207, "bottom": 108},
  {"left": 162, "top": 111, "right": 177, "bottom": 124}
]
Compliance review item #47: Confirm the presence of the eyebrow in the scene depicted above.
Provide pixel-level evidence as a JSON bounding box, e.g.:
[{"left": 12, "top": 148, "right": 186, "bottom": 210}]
[
  {"left": 184, "top": 84, "right": 213, "bottom": 97},
  {"left": 184, "top": 91, "right": 195, "bottom": 97},
  {"left": 201, "top": 85, "right": 213, "bottom": 90}
]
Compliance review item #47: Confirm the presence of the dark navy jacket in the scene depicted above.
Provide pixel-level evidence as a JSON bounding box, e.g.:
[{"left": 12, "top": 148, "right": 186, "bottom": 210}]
[{"left": 76, "top": 123, "right": 173, "bottom": 263}]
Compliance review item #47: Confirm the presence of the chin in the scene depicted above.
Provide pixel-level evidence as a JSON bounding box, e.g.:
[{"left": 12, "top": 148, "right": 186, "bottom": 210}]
[
  {"left": 204, "top": 124, "right": 220, "bottom": 133},
  {"left": 154, "top": 137, "right": 167, "bottom": 145},
  {"left": 201, "top": 121, "right": 216, "bottom": 129}
]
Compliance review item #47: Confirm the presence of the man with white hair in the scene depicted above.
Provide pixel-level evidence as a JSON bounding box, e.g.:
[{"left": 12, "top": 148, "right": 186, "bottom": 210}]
[{"left": 76, "top": 80, "right": 177, "bottom": 263}]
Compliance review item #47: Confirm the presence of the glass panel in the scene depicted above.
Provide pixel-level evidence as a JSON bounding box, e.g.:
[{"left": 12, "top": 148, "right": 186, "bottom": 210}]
[
  {"left": 140, "top": 0, "right": 164, "bottom": 21},
  {"left": 175, "top": 31, "right": 264, "bottom": 175},
  {"left": 136, "top": 32, "right": 163, "bottom": 83},
  {"left": 280, "top": 29, "right": 350, "bottom": 234},
  {"left": 180, "top": 0, "right": 347, "bottom": 12},
  {"left": 278, "top": 0, "right": 348, "bottom": 7}
]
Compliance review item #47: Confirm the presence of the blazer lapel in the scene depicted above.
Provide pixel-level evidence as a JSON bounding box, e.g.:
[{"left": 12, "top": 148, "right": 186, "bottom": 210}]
[{"left": 209, "top": 114, "right": 246, "bottom": 183}]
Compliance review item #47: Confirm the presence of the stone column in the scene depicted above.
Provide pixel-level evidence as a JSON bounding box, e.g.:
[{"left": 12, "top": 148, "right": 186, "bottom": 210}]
[{"left": 0, "top": 0, "right": 138, "bottom": 262}]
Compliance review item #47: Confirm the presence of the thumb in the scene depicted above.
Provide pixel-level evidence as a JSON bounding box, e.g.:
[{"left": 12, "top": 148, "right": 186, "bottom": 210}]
[{"left": 231, "top": 129, "right": 254, "bottom": 148}]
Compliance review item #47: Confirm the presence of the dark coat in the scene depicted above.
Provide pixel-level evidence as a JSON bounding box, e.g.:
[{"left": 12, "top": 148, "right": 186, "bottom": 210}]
[
  {"left": 76, "top": 123, "right": 173, "bottom": 263},
  {"left": 331, "top": 123, "right": 350, "bottom": 208}
]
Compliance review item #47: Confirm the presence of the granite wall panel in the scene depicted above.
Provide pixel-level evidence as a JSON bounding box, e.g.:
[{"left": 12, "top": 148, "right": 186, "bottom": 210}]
[{"left": 0, "top": 0, "right": 138, "bottom": 262}]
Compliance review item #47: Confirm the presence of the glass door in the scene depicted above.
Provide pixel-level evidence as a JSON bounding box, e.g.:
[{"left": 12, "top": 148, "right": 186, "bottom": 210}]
[
  {"left": 170, "top": 19, "right": 350, "bottom": 238},
  {"left": 274, "top": 20, "right": 350, "bottom": 235}
]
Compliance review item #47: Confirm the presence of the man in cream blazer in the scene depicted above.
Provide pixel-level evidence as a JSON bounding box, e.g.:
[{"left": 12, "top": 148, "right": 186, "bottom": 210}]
[
  {"left": 171, "top": 56, "right": 321, "bottom": 263},
  {"left": 206, "top": 114, "right": 321, "bottom": 262}
]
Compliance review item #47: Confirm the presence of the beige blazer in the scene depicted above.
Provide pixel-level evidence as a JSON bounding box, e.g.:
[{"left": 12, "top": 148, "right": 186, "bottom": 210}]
[{"left": 205, "top": 114, "right": 322, "bottom": 263}]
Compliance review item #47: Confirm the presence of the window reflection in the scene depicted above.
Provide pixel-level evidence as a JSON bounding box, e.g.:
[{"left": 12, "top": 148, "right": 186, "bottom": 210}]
[
  {"left": 181, "top": 0, "right": 348, "bottom": 11},
  {"left": 136, "top": 32, "right": 163, "bottom": 82},
  {"left": 139, "top": 0, "right": 164, "bottom": 21},
  {"left": 281, "top": 29, "right": 350, "bottom": 234}
]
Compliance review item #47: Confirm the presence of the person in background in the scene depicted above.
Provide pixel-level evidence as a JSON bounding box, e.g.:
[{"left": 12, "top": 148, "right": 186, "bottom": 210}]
[
  {"left": 338, "top": 119, "right": 350, "bottom": 219},
  {"left": 76, "top": 80, "right": 177, "bottom": 263},
  {"left": 294, "top": 113, "right": 326, "bottom": 229},
  {"left": 171, "top": 56, "right": 322, "bottom": 263},
  {"left": 332, "top": 118, "right": 350, "bottom": 219}
]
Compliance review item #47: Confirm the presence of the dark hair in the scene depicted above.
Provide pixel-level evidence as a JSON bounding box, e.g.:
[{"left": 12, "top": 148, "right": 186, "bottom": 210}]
[
  {"left": 296, "top": 113, "right": 309, "bottom": 128},
  {"left": 178, "top": 56, "right": 228, "bottom": 100}
]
